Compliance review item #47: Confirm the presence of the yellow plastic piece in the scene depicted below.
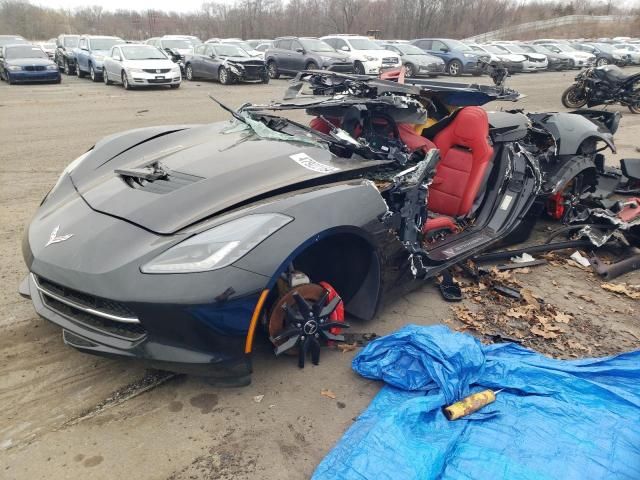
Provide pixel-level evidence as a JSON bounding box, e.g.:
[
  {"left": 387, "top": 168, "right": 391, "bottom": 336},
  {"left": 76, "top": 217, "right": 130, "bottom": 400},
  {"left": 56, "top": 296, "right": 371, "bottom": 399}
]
[{"left": 443, "top": 389, "right": 497, "bottom": 420}]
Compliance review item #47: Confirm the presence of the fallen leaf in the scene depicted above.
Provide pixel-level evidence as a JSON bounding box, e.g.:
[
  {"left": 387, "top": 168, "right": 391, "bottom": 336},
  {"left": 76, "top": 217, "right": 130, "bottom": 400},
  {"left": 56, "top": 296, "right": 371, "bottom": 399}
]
[
  {"left": 554, "top": 312, "right": 572, "bottom": 324},
  {"left": 321, "top": 389, "right": 336, "bottom": 400},
  {"left": 530, "top": 326, "right": 558, "bottom": 339},
  {"left": 521, "top": 289, "right": 540, "bottom": 310},
  {"left": 601, "top": 283, "right": 640, "bottom": 300},
  {"left": 337, "top": 343, "right": 357, "bottom": 353}
]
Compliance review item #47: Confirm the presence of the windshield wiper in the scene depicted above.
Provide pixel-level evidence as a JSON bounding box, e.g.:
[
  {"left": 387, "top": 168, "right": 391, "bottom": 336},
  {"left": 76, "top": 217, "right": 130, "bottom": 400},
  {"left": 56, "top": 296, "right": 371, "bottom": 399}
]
[{"left": 209, "top": 94, "right": 248, "bottom": 124}]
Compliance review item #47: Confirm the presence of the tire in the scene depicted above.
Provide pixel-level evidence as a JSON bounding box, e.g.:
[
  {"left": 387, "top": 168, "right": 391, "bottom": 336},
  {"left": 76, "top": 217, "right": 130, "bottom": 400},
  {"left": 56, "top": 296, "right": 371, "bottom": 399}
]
[
  {"left": 353, "top": 61, "right": 365, "bottom": 75},
  {"left": 219, "top": 66, "right": 233, "bottom": 85},
  {"left": 267, "top": 60, "right": 280, "bottom": 79},
  {"left": 596, "top": 57, "right": 609, "bottom": 67},
  {"left": 103, "top": 69, "right": 112, "bottom": 85},
  {"left": 561, "top": 85, "right": 588, "bottom": 108},
  {"left": 63, "top": 59, "right": 72, "bottom": 75},
  {"left": 447, "top": 59, "right": 463, "bottom": 76},
  {"left": 122, "top": 71, "right": 132, "bottom": 90},
  {"left": 185, "top": 63, "right": 194, "bottom": 81},
  {"left": 170, "top": 83, "right": 180, "bottom": 89},
  {"left": 628, "top": 103, "right": 640, "bottom": 114},
  {"left": 404, "top": 63, "right": 415, "bottom": 77},
  {"left": 90, "top": 64, "right": 99, "bottom": 82},
  {"left": 55, "top": 76, "right": 61, "bottom": 84},
  {"left": 261, "top": 73, "right": 270, "bottom": 84},
  {"left": 305, "top": 61, "right": 318, "bottom": 71},
  {"left": 77, "top": 67, "right": 85, "bottom": 78},
  {"left": 7, "top": 73, "right": 14, "bottom": 85}
]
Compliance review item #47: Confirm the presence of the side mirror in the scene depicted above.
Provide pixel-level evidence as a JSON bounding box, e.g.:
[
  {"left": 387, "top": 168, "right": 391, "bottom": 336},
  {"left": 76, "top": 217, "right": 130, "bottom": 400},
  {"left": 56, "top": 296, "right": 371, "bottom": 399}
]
[
  {"left": 441, "top": 48, "right": 449, "bottom": 53},
  {"left": 210, "top": 53, "right": 216, "bottom": 58},
  {"left": 81, "top": 46, "right": 88, "bottom": 51},
  {"left": 340, "top": 45, "right": 350, "bottom": 52},
  {"left": 295, "top": 47, "right": 304, "bottom": 54}
]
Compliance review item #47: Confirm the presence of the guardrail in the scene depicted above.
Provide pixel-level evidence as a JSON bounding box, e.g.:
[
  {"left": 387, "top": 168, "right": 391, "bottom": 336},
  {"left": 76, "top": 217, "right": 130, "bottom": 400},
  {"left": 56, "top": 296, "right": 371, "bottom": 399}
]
[{"left": 464, "top": 15, "right": 636, "bottom": 42}]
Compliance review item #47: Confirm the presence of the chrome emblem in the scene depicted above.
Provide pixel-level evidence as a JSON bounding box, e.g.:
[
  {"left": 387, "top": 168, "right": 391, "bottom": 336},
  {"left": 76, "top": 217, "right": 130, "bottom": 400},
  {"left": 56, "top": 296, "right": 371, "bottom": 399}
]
[
  {"left": 45, "top": 225, "right": 73, "bottom": 247},
  {"left": 156, "top": 69, "right": 161, "bottom": 73}
]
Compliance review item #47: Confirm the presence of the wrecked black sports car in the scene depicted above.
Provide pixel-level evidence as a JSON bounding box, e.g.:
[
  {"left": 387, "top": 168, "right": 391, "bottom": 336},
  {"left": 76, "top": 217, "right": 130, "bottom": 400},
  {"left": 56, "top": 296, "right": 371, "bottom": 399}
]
[{"left": 19, "top": 71, "right": 621, "bottom": 381}]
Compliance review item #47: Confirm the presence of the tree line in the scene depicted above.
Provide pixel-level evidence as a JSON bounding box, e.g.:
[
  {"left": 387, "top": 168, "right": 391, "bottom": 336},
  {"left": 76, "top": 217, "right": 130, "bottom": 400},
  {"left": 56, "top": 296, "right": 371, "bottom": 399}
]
[{"left": 0, "top": 0, "right": 637, "bottom": 41}]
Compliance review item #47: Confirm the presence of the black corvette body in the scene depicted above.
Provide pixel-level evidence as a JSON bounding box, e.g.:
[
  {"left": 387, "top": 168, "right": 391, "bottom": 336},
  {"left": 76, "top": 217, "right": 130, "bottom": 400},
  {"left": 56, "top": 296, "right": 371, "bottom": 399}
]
[{"left": 20, "top": 73, "right": 618, "bottom": 380}]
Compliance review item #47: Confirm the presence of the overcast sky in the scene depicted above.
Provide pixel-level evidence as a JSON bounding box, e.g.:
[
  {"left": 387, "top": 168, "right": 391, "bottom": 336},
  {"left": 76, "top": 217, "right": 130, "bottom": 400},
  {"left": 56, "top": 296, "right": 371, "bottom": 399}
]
[
  {"left": 35, "top": 0, "right": 212, "bottom": 13},
  {"left": 33, "top": 0, "right": 640, "bottom": 13}
]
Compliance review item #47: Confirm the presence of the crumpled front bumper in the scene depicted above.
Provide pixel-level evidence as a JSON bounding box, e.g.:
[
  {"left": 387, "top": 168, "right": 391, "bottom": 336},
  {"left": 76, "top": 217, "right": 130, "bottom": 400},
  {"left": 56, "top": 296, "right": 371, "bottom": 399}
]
[{"left": 20, "top": 272, "right": 254, "bottom": 379}]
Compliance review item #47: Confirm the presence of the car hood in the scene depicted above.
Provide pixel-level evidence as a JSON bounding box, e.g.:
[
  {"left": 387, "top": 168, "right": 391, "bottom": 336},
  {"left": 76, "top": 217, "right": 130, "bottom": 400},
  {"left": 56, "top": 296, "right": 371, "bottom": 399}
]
[
  {"left": 313, "top": 51, "right": 349, "bottom": 61},
  {"left": 123, "top": 59, "right": 178, "bottom": 69},
  {"left": 222, "top": 56, "right": 264, "bottom": 63},
  {"left": 70, "top": 122, "right": 384, "bottom": 234},
  {"left": 7, "top": 58, "right": 55, "bottom": 67},
  {"left": 358, "top": 49, "right": 398, "bottom": 59},
  {"left": 91, "top": 50, "right": 110, "bottom": 57},
  {"left": 524, "top": 52, "right": 546, "bottom": 60},
  {"left": 406, "top": 54, "right": 444, "bottom": 64},
  {"left": 503, "top": 54, "right": 526, "bottom": 62}
]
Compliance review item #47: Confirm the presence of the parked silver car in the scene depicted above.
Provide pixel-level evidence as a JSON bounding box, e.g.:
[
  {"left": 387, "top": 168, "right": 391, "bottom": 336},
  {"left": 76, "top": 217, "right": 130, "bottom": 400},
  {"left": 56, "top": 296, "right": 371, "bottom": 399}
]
[{"left": 102, "top": 44, "right": 181, "bottom": 89}]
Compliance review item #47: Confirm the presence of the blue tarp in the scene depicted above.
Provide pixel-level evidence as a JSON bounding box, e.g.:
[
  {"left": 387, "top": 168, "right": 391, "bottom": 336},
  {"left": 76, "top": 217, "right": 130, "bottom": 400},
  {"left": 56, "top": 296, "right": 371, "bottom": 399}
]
[{"left": 313, "top": 325, "right": 640, "bottom": 480}]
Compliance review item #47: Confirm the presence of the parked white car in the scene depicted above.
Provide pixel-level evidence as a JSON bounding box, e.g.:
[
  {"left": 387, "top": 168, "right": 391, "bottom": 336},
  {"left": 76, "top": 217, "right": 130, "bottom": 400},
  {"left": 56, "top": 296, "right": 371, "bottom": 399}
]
[
  {"left": 613, "top": 44, "right": 640, "bottom": 64},
  {"left": 103, "top": 44, "right": 181, "bottom": 89},
  {"left": 321, "top": 35, "right": 401, "bottom": 75},
  {"left": 537, "top": 43, "right": 594, "bottom": 68},
  {"left": 467, "top": 43, "right": 526, "bottom": 64},
  {"left": 488, "top": 43, "right": 548, "bottom": 71}
]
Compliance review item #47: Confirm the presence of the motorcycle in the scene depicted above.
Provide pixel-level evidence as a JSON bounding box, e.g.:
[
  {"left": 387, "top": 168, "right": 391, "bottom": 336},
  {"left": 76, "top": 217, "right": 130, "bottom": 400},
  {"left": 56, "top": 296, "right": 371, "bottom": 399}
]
[{"left": 561, "top": 64, "right": 640, "bottom": 113}]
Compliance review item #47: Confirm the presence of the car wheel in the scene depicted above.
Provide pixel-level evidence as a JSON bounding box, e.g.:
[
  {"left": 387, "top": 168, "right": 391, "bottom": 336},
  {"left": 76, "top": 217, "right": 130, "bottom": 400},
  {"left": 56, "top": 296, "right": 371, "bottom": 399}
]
[
  {"left": 7, "top": 73, "right": 14, "bottom": 85},
  {"left": 628, "top": 102, "right": 640, "bottom": 114},
  {"left": 596, "top": 57, "right": 609, "bottom": 67},
  {"left": 219, "top": 66, "right": 232, "bottom": 84},
  {"left": 77, "top": 67, "right": 85, "bottom": 78},
  {"left": 261, "top": 73, "right": 270, "bottom": 84},
  {"left": 170, "top": 83, "right": 180, "bottom": 89},
  {"left": 561, "top": 85, "right": 588, "bottom": 108},
  {"left": 267, "top": 60, "right": 280, "bottom": 79},
  {"left": 90, "top": 64, "right": 99, "bottom": 82},
  {"left": 63, "top": 59, "right": 71, "bottom": 75},
  {"left": 55, "top": 76, "right": 61, "bottom": 84},
  {"left": 122, "top": 71, "right": 132, "bottom": 90},
  {"left": 103, "top": 69, "right": 112, "bottom": 85},
  {"left": 404, "top": 63, "right": 415, "bottom": 77},
  {"left": 447, "top": 59, "right": 462, "bottom": 76},
  {"left": 185, "top": 63, "right": 194, "bottom": 81},
  {"left": 305, "top": 61, "right": 318, "bottom": 71},
  {"left": 354, "top": 61, "right": 365, "bottom": 75}
]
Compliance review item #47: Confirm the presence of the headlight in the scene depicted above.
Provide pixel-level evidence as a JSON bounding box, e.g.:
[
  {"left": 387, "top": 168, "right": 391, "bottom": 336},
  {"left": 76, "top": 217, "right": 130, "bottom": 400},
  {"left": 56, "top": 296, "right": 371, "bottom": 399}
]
[
  {"left": 129, "top": 68, "right": 144, "bottom": 73},
  {"left": 364, "top": 55, "right": 376, "bottom": 61},
  {"left": 49, "top": 150, "right": 92, "bottom": 197},
  {"left": 320, "top": 56, "right": 334, "bottom": 62},
  {"left": 463, "top": 53, "right": 475, "bottom": 58},
  {"left": 7, "top": 65, "right": 22, "bottom": 71},
  {"left": 228, "top": 64, "right": 242, "bottom": 74},
  {"left": 141, "top": 214, "right": 293, "bottom": 274},
  {"left": 93, "top": 55, "right": 104, "bottom": 61},
  {"left": 46, "top": 65, "right": 58, "bottom": 70}
]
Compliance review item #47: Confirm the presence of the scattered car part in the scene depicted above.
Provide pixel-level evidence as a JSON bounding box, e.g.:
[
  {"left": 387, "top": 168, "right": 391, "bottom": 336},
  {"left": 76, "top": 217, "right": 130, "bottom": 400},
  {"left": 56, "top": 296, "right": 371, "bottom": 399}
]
[
  {"left": 589, "top": 250, "right": 640, "bottom": 280},
  {"left": 443, "top": 389, "right": 502, "bottom": 421},
  {"left": 438, "top": 270, "right": 462, "bottom": 302}
]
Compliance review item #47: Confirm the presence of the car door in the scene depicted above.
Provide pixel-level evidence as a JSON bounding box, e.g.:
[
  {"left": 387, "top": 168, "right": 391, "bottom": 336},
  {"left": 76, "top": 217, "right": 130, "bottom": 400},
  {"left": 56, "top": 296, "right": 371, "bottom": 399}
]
[
  {"left": 289, "top": 40, "right": 306, "bottom": 71},
  {"left": 202, "top": 45, "right": 220, "bottom": 79},
  {"left": 107, "top": 47, "right": 122, "bottom": 80},
  {"left": 190, "top": 44, "right": 205, "bottom": 76},
  {"left": 76, "top": 37, "right": 88, "bottom": 71},
  {"left": 430, "top": 40, "right": 451, "bottom": 62},
  {"left": 275, "top": 39, "right": 292, "bottom": 72},
  {"left": 413, "top": 39, "right": 432, "bottom": 54}
]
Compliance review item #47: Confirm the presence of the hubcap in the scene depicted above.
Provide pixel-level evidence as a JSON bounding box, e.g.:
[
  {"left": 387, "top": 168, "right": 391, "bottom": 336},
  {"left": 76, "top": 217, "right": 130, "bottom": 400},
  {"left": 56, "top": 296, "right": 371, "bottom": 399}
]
[
  {"left": 186, "top": 66, "right": 192, "bottom": 80},
  {"left": 220, "top": 69, "right": 227, "bottom": 82},
  {"left": 450, "top": 63, "right": 459, "bottom": 75}
]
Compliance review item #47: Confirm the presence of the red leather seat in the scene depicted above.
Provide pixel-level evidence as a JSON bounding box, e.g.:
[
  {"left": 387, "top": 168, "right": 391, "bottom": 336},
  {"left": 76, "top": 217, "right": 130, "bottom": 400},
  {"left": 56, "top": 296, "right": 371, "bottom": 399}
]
[{"left": 423, "top": 107, "right": 493, "bottom": 234}]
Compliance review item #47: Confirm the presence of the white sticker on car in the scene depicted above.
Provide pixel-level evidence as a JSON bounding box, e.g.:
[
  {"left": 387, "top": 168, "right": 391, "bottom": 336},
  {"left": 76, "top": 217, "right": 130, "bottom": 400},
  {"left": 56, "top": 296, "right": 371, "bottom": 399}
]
[
  {"left": 500, "top": 194, "right": 513, "bottom": 210},
  {"left": 290, "top": 153, "right": 339, "bottom": 174}
]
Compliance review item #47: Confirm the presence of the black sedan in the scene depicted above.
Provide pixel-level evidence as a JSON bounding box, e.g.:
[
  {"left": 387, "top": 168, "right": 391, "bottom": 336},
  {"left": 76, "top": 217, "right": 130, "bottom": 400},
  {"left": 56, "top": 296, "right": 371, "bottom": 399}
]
[
  {"left": 184, "top": 43, "right": 268, "bottom": 84},
  {"left": 0, "top": 44, "right": 61, "bottom": 84}
]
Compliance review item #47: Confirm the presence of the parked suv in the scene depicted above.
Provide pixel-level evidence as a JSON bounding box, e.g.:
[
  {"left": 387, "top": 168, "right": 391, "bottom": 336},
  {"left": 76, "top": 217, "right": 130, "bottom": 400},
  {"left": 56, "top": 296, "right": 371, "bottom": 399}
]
[
  {"left": 54, "top": 34, "right": 80, "bottom": 75},
  {"left": 411, "top": 38, "right": 488, "bottom": 76},
  {"left": 321, "top": 35, "right": 401, "bottom": 75},
  {"left": 265, "top": 37, "right": 353, "bottom": 78},
  {"left": 75, "top": 35, "right": 124, "bottom": 81}
]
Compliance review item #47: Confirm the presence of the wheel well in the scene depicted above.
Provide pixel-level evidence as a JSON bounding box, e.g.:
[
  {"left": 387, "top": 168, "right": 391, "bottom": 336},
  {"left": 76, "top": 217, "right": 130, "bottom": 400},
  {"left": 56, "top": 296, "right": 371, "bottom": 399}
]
[{"left": 288, "top": 232, "right": 380, "bottom": 319}]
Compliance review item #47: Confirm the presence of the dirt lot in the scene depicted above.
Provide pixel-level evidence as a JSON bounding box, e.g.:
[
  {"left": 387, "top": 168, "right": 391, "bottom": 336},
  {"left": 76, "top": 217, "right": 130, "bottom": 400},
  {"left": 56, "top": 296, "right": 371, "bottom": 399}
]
[{"left": 1, "top": 70, "right": 639, "bottom": 480}]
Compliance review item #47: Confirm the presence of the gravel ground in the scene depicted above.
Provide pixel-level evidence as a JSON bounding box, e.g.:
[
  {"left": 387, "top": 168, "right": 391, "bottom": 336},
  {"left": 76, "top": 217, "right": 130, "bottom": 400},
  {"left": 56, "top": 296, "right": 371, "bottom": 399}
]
[{"left": 1, "top": 69, "right": 639, "bottom": 480}]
